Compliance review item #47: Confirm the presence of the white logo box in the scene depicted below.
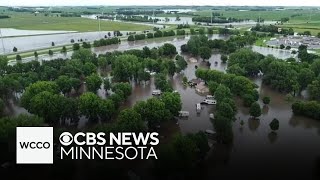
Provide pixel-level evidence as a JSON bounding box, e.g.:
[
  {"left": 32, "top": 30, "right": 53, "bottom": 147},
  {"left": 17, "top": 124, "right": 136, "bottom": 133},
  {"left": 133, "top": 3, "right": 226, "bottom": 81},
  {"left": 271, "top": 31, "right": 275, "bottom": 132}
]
[{"left": 16, "top": 127, "right": 53, "bottom": 164}]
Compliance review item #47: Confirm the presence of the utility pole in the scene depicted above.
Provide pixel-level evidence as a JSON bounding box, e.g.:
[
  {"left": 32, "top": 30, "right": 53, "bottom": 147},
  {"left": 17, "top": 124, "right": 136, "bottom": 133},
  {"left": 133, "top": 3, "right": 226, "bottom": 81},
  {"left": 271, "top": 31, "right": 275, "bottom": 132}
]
[
  {"left": 0, "top": 29, "right": 5, "bottom": 54},
  {"left": 98, "top": 13, "right": 103, "bottom": 38},
  {"left": 153, "top": 9, "right": 155, "bottom": 25}
]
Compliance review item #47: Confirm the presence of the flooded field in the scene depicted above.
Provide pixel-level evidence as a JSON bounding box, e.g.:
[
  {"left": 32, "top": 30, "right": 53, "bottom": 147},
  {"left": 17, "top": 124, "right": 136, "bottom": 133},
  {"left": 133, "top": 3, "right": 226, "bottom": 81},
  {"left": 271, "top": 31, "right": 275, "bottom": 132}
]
[
  {"left": 83, "top": 14, "right": 277, "bottom": 26},
  {"left": 11, "top": 34, "right": 295, "bottom": 65},
  {"left": 0, "top": 28, "right": 76, "bottom": 37},
  {"left": 0, "top": 30, "right": 138, "bottom": 54}
]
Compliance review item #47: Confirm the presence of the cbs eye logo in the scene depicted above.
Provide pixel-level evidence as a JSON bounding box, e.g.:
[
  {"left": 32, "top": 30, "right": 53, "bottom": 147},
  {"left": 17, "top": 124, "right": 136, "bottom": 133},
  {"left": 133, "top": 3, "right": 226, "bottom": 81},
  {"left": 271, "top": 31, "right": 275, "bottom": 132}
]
[{"left": 59, "top": 132, "right": 73, "bottom": 146}]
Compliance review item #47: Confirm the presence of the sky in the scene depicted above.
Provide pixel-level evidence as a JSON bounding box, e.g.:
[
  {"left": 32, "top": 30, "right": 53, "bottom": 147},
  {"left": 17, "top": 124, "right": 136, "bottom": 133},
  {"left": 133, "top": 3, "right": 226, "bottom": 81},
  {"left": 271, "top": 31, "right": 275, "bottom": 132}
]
[{"left": 1, "top": 0, "right": 320, "bottom": 7}]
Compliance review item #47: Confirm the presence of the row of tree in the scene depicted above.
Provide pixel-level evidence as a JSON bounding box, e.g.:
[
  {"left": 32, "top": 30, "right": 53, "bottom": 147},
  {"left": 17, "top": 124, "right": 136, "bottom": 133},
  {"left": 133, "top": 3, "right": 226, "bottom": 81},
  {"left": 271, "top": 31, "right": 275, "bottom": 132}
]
[
  {"left": 93, "top": 37, "right": 120, "bottom": 47},
  {"left": 251, "top": 24, "right": 294, "bottom": 35},
  {"left": 292, "top": 101, "right": 320, "bottom": 120},
  {"left": 181, "top": 34, "right": 257, "bottom": 59}
]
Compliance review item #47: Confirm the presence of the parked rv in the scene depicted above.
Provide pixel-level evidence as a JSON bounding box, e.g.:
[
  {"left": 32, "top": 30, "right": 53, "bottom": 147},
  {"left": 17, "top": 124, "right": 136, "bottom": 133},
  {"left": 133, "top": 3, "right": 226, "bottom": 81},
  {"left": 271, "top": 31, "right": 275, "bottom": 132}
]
[
  {"left": 203, "top": 99, "right": 217, "bottom": 105},
  {"left": 196, "top": 103, "right": 201, "bottom": 113},
  {"left": 152, "top": 90, "right": 161, "bottom": 96},
  {"left": 178, "top": 111, "right": 190, "bottom": 117},
  {"left": 206, "top": 95, "right": 215, "bottom": 99}
]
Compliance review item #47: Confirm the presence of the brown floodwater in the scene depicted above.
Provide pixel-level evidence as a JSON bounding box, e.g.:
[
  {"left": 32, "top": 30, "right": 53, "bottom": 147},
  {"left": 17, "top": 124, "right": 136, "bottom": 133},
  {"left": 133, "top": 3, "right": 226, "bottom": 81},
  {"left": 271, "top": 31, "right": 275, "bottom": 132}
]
[{"left": 6, "top": 35, "right": 319, "bottom": 179}]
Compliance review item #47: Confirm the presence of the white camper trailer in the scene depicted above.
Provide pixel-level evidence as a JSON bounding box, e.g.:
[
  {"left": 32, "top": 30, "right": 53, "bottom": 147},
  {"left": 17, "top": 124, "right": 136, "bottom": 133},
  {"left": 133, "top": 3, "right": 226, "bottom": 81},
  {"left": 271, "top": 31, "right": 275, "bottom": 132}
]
[
  {"left": 178, "top": 111, "right": 190, "bottom": 117},
  {"left": 196, "top": 103, "right": 201, "bottom": 113},
  {"left": 203, "top": 99, "right": 217, "bottom": 105},
  {"left": 152, "top": 90, "right": 161, "bottom": 96}
]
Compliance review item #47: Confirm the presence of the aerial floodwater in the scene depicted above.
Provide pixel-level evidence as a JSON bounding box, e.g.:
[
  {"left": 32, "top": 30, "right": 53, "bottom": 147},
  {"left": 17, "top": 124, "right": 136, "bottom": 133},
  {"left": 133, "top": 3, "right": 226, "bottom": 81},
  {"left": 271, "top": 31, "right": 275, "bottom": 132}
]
[
  {"left": 0, "top": 28, "right": 76, "bottom": 37},
  {"left": 1, "top": 3, "right": 320, "bottom": 180}
]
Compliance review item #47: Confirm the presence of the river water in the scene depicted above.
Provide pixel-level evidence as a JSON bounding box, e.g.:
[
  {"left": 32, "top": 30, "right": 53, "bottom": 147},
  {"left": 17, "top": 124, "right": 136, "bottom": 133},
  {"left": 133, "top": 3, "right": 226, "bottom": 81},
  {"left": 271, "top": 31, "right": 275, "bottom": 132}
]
[
  {"left": 83, "top": 14, "right": 277, "bottom": 27},
  {"left": 0, "top": 30, "right": 139, "bottom": 54},
  {"left": 5, "top": 34, "right": 319, "bottom": 179}
]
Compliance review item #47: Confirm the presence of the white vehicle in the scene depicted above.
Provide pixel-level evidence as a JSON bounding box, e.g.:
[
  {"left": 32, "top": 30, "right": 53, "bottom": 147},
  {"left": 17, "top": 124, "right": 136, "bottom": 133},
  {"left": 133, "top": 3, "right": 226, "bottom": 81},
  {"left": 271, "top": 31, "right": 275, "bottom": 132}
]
[
  {"left": 178, "top": 111, "right": 190, "bottom": 117},
  {"left": 206, "top": 95, "right": 215, "bottom": 99},
  {"left": 196, "top": 103, "right": 201, "bottom": 113},
  {"left": 152, "top": 90, "right": 161, "bottom": 96},
  {"left": 205, "top": 129, "right": 216, "bottom": 135},
  {"left": 203, "top": 99, "right": 217, "bottom": 105}
]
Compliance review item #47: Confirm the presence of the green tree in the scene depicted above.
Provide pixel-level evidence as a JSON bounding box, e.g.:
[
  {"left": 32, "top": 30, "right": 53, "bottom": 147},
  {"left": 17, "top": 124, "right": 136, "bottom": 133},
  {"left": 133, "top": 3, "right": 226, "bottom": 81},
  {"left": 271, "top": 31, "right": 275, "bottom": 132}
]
[
  {"left": 16, "top": 54, "right": 22, "bottom": 61},
  {"left": 21, "top": 81, "right": 59, "bottom": 109},
  {"left": 208, "top": 81, "right": 219, "bottom": 95},
  {"left": 29, "top": 91, "right": 65, "bottom": 124},
  {"left": 0, "top": 98, "right": 4, "bottom": 117},
  {"left": 13, "top": 47, "right": 18, "bottom": 52},
  {"left": 182, "top": 76, "right": 188, "bottom": 85},
  {"left": 0, "top": 56, "right": 8, "bottom": 76},
  {"left": 249, "top": 102, "right": 261, "bottom": 119},
  {"left": 0, "top": 114, "right": 43, "bottom": 140},
  {"left": 161, "top": 92, "right": 182, "bottom": 117},
  {"left": 221, "top": 54, "right": 228, "bottom": 63},
  {"left": 71, "top": 48, "right": 96, "bottom": 64},
  {"left": 167, "top": 60, "right": 176, "bottom": 76},
  {"left": 112, "top": 54, "right": 137, "bottom": 82},
  {"left": 134, "top": 98, "right": 171, "bottom": 129},
  {"left": 242, "top": 94, "right": 255, "bottom": 107},
  {"left": 280, "top": 44, "right": 285, "bottom": 49},
  {"left": 199, "top": 46, "right": 212, "bottom": 61},
  {"left": 262, "top": 96, "right": 271, "bottom": 105},
  {"left": 86, "top": 73, "right": 102, "bottom": 93},
  {"left": 34, "top": 51, "right": 38, "bottom": 58},
  {"left": 308, "top": 77, "right": 320, "bottom": 101},
  {"left": 111, "top": 82, "right": 132, "bottom": 99},
  {"left": 79, "top": 92, "right": 103, "bottom": 121},
  {"left": 213, "top": 113, "right": 233, "bottom": 143},
  {"left": 216, "top": 102, "right": 235, "bottom": 119},
  {"left": 155, "top": 73, "right": 172, "bottom": 92},
  {"left": 175, "top": 55, "right": 188, "bottom": 73},
  {"left": 269, "top": 118, "right": 279, "bottom": 131},
  {"left": 297, "top": 68, "right": 315, "bottom": 91},
  {"left": 214, "top": 85, "right": 232, "bottom": 102},
  {"left": 187, "top": 36, "right": 201, "bottom": 56},
  {"left": 103, "top": 78, "right": 111, "bottom": 93},
  {"left": 161, "top": 43, "right": 177, "bottom": 57},
  {"left": 55, "top": 75, "right": 74, "bottom": 95},
  {"left": 227, "top": 64, "right": 246, "bottom": 76},
  {"left": 73, "top": 43, "right": 80, "bottom": 51},
  {"left": 311, "top": 60, "right": 320, "bottom": 77},
  {"left": 48, "top": 50, "right": 53, "bottom": 56},
  {"left": 127, "top": 35, "right": 135, "bottom": 41},
  {"left": 116, "top": 109, "right": 146, "bottom": 132},
  {"left": 61, "top": 46, "right": 67, "bottom": 53}
]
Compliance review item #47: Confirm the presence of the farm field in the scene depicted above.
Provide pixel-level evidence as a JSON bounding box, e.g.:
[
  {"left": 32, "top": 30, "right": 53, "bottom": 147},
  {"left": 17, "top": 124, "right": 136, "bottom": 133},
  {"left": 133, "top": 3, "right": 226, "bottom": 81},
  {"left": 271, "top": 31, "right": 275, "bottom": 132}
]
[
  {"left": 193, "top": 9, "right": 320, "bottom": 35},
  {"left": 0, "top": 13, "right": 152, "bottom": 32}
]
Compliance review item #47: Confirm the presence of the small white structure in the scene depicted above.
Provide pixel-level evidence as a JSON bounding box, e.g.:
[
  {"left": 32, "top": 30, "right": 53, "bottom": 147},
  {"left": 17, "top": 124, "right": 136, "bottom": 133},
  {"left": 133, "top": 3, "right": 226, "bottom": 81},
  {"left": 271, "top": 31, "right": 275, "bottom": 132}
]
[
  {"left": 209, "top": 113, "right": 215, "bottom": 119},
  {"left": 206, "top": 95, "right": 215, "bottom": 99},
  {"left": 196, "top": 103, "right": 201, "bottom": 113},
  {"left": 205, "top": 129, "right": 216, "bottom": 135},
  {"left": 196, "top": 82, "right": 209, "bottom": 94},
  {"left": 178, "top": 111, "right": 190, "bottom": 117},
  {"left": 152, "top": 90, "right": 161, "bottom": 96},
  {"left": 203, "top": 99, "right": 217, "bottom": 105}
]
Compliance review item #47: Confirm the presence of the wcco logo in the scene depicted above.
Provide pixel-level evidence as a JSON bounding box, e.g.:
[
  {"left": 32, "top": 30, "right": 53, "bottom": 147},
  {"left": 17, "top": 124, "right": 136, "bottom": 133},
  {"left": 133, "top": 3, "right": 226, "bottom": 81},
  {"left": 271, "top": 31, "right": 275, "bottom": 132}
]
[{"left": 16, "top": 127, "right": 53, "bottom": 164}]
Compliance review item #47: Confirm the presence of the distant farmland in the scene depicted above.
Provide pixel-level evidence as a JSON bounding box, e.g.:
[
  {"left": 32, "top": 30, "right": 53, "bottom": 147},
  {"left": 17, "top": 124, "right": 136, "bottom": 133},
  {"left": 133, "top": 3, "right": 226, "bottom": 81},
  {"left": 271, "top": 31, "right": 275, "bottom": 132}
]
[{"left": 0, "top": 13, "right": 152, "bottom": 32}]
